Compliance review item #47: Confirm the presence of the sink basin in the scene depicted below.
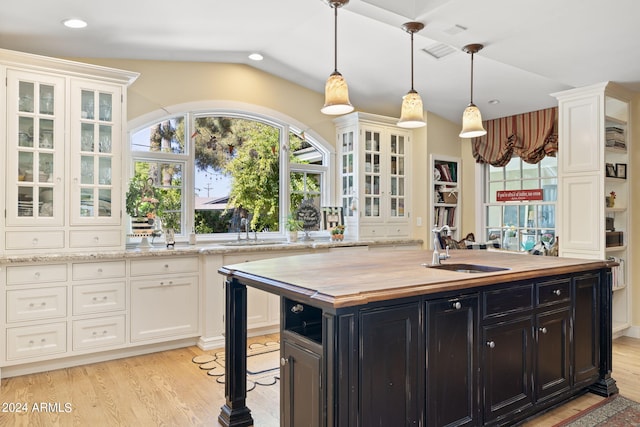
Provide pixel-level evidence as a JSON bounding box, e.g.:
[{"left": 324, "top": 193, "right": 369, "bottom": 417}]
[
  {"left": 220, "top": 240, "right": 287, "bottom": 246},
  {"left": 428, "top": 263, "right": 510, "bottom": 273}
]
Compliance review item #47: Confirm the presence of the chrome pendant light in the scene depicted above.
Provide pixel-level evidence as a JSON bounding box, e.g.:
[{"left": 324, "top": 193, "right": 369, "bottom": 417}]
[
  {"left": 459, "top": 43, "right": 487, "bottom": 138},
  {"left": 398, "top": 21, "right": 426, "bottom": 128},
  {"left": 321, "top": 0, "right": 354, "bottom": 115}
]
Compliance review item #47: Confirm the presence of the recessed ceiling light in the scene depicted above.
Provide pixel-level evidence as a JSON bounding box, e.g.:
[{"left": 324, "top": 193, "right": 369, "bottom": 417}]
[
  {"left": 488, "top": 99, "right": 500, "bottom": 105},
  {"left": 62, "top": 18, "right": 88, "bottom": 29},
  {"left": 248, "top": 53, "right": 264, "bottom": 61}
]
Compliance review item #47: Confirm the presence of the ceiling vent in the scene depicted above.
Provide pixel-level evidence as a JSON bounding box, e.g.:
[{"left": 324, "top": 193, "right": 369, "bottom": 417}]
[{"left": 422, "top": 42, "right": 456, "bottom": 60}]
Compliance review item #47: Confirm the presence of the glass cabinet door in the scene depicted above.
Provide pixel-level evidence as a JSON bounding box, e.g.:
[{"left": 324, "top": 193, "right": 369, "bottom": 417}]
[
  {"left": 70, "top": 82, "right": 122, "bottom": 225},
  {"left": 388, "top": 133, "right": 406, "bottom": 218},
  {"left": 340, "top": 129, "right": 356, "bottom": 218},
  {"left": 6, "top": 71, "right": 65, "bottom": 226},
  {"left": 362, "top": 129, "right": 381, "bottom": 219}
]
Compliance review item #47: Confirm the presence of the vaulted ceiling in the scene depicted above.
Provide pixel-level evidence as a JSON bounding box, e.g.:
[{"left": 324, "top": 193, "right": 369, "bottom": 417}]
[{"left": 2, "top": 0, "right": 639, "bottom": 123}]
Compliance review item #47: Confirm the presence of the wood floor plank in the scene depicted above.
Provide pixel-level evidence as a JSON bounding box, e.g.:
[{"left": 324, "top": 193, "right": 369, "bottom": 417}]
[{"left": 0, "top": 334, "right": 637, "bottom": 427}]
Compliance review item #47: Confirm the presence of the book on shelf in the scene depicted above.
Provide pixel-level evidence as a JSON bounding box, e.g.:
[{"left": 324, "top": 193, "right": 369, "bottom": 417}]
[
  {"left": 608, "top": 256, "right": 625, "bottom": 289},
  {"left": 434, "top": 206, "right": 456, "bottom": 228}
]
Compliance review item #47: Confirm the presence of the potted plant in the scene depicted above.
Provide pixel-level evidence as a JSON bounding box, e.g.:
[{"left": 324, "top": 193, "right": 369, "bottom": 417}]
[
  {"left": 331, "top": 224, "right": 345, "bottom": 241},
  {"left": 126, "top": 174, "right": 162, "bottom": 234},
  {"left": 285, "top": 214, "right": 304, "bottom": 242}
]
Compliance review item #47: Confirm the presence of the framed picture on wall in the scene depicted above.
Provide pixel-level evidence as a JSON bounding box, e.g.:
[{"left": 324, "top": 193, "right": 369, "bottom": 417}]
[
  {"left": 606, "top": 163, "right": 616, "bottom": 178},
  {"left": 616, "top": 163, "right": 627, "bottom": 179}
]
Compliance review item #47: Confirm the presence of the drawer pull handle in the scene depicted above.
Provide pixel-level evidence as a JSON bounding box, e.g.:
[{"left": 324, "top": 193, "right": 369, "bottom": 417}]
[
  {"left": 291, "top": 304, "right": 304, "bottom": 314},
  {"left": 94, "top": 236, "right": 100, "bottom": 242},
  {"left": 553, "top": 289, "right": 562, "bottom": 296},
  {"left": 539, "top": 327, "right": 548, "bottom": 334},
  {"left": 34, "top": 272, "right": 41, "bottom": 279},
  {"left": 486, "top": 341, "right": 496, "bottom": 349},
  {"left": 29, "top": 340, "right": 34, "bottom": 345},
  {"left": 32, "top": 238, "right": 39, "bottom": 245},
  {"left": 103, "top": 296, "right": 108, "bottom": 300},
  {"left": 164, "top": 264, "right": 169, "bottom": 269},
  {"left": 452, "top": 302, "right": 462, "bottom": 310},
  {"left": 97, "top": 268, "right": 103, "bottom": 273},
  {"left": 280, "top": 357, "right": 289, "bottom": 366}
]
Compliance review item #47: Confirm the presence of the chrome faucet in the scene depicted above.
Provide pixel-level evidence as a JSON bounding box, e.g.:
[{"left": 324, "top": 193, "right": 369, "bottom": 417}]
[{"left": 432, "top": 225, "right": 451, "bottom": 265}]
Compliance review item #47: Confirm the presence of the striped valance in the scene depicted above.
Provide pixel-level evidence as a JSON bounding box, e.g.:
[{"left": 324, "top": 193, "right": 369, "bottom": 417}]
[{"left": 472, "top": 107, "right": 558, "bottom": 166}]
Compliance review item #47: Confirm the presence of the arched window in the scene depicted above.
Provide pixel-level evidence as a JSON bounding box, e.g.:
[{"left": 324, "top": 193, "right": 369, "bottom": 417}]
[{"left": 128, "top": 105, "right": 333, "bottom": 241}]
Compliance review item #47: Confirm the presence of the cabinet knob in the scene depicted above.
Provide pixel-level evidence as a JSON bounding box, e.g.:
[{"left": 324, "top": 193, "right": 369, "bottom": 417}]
[
  {"left": 553, "top": 289, "right": 562, "bottom": 296},
  {"left": 97, "top": 268, "right": 103, "bottom": 273},
  {"left": 452, "top": 301, "right": 462, "bottom": 310},
  {"left": 280, "top": 357, "right": 289, "bottom": 366},
  {"left": 486, "top": 341, "right": 496, "bottom": 349},
  {"left": 539, "top": 327, "right": 548, "bottom": 334}
]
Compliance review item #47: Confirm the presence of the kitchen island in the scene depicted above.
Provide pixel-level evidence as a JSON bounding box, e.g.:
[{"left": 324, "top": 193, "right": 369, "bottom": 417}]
[{"left": 218, "top": 249, "right": 618, "bottom": 427}]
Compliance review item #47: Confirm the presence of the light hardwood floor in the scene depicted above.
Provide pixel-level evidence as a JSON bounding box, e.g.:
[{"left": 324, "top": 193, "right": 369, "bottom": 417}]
[{"left": 0, "top": 334, "right": 638, "bottom": 427}]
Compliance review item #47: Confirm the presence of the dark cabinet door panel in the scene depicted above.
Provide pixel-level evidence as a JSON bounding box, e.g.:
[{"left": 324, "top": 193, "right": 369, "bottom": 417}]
[
  {"left": 536, "top": 307, "right": 571, "bottom": 402},
  {"left": 573, "top": 273, "right": 600, "bottom": 387},
  {"left": 281, "top": 339, "right": 322, "bottom": 427},
  {"left": 426, "top": 295, "right": 479, "bottom": 427},
  {"left": 360, "top": 302, "right": 421, "bottom": 427},
  {"left": 483, "top": 317, "right": 534, "bottom": 423}
]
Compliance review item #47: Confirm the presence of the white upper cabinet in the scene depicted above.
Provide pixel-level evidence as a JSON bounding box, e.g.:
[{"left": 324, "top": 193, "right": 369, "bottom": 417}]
[
  {"left": 0, "top": 48, "right": 138, "bottom": 254},
  {"left": 334, "top": 112, "right": 412, "bottom": 240}
]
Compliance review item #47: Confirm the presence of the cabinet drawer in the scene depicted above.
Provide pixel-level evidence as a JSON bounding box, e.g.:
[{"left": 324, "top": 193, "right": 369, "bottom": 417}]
[
  {"left": 6, "top": 264, "right": 68, "bottom": 286},
  {"left": 72, "top": 282, "right": 126, "bottom": 315},
  {"left": 72, "top": 315, "right": 125, "bottom": 350},
  {"left": 5, "top": 231, "right": 64, "bottom": 250},
  {"left": 72, "top": 261, "right": 126, "bottom": 281},
  {"left": 69, "top": 230, "right": 123, "bottom": 248},
  {"left": 385, "top": 224, "right": 410, "bottom": 238},
  {"left": 6, "top": 322, "right": 67, "bottom": 360},
  {"left": 6, "top": 287, "right": 67, "bottom": 322},
  {"left": 129, "top": 257, "right": 199, "bottom": 277},
  {"left": 483, "top": 283, "right": 533, "bottom": 320},
  {"left": 359, "top": 225, "right": 385, "bottom": 238},
  {"left": 537, "top": 278, "right": 571, "bottom": 307}
]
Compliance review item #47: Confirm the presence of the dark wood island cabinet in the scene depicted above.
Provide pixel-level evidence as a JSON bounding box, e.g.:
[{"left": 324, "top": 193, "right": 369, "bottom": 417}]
[{"left": 217, "top": 250, "right": 618, "bottom": 427}]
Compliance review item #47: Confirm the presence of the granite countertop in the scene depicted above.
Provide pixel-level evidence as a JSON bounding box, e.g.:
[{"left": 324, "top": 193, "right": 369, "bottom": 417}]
[
  {"left": 0, "top": 238, "right": 423, "bottom": 264},
  {"left": 219, "top": 249, "right": 616, "bottom": 308}
]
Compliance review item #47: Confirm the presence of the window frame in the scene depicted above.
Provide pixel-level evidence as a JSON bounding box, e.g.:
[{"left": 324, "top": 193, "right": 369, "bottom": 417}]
[
  {"left": 126, "top": 102, "right": 334, "bottom": 242},
  {"left": 480, "top": 156, "right": 557, "bottom": 252}
]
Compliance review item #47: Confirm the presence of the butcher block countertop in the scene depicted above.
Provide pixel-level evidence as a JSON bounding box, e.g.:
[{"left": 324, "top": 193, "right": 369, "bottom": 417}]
[{"left": 219, "top": 249, "right": 616, "bottom": 308}]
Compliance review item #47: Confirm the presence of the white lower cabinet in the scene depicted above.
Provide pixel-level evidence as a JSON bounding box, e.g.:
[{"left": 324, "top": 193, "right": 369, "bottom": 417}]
[
  {"left": 129, "top": 256, "right": 200, "bottom": 342},
  {"left": 130, "top": 276, "right": 199, "bottom": 341},
  {"left": 6, "top": 322, "right": 67, "bottom": 360},
  {"left": 72, "top": 315, "right": 126, "bottom": 350}
]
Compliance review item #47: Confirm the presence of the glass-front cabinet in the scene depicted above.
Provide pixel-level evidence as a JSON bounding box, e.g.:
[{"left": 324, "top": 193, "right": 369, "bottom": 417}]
[
  {"left": 6, "top": 70, "right": 65, "bottom": 226},
  {"left": 1, "top": 48, "right": 138, "bottom": 254},
  {"left": 335, "top": 112, "right": 411, "bottom": 240},
  {"left": 70, "top": 81, "right": 122, "bottom": 225}
]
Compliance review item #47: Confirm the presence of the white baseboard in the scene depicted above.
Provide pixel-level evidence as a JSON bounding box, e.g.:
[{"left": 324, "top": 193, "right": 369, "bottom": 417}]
[{"left": 0, "top": 338, "right": 197, "bottom": 379}]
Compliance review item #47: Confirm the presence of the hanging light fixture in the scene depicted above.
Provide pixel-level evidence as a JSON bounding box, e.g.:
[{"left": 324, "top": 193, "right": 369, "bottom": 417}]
[
  {"left": 397, "top": 21, "right": 426, "bottom": 128},
  {"left": 321, "top": 0, "right": 354, "bottom": 115},
  {"left": 459, "top": 43, "right": 487, "bottom": 138}
]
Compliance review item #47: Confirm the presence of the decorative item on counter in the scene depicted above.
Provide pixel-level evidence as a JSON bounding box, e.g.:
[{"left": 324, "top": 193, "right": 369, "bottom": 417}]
[
  {"left": 126, "top": 174, "right": 163, "bottom": 235},
  {"left": 285, "top": 213, "right": 304, "bottom": 243},
  {"left": 165, "top": 228, "right": 175, "bottom": 248},
  {"left": 606, "top": 191, "right": 616, "bottom": 208},
  {"left": 331, "top": 224, "right": 345, "bottom": 241}
]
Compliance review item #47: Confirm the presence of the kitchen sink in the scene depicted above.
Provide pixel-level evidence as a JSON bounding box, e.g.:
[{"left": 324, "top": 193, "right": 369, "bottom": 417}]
[
  {"left": 428, "top": 263, "right": 510, "bottom": 273},
  {"left": 219, "top": 240, "right": 287, "bottom": 246}
]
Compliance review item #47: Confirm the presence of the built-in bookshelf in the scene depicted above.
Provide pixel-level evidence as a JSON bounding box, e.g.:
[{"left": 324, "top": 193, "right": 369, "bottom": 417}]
[{"left": 430, "top": 155, "right": 460, "bottom": 244}]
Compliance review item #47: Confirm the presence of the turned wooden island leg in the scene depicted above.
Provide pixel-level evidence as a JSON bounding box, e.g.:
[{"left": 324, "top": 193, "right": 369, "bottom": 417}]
[{"left": 218, "top": 278, "right": 254, "bottom": 427}]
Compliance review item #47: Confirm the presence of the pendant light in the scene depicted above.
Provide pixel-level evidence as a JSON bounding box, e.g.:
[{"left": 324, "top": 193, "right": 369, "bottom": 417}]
[
  {"left": 397, "top": 22, "right": 426, "bottom": 128},
  {"left": 459, "top": 43, "right": 487, "bottom": 138},
  {"left": 321, "top": 0, "right": 354, "bottom": 115}
]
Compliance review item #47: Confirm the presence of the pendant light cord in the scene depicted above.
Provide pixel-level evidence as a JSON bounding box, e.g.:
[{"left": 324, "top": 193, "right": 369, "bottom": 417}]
[
  {"left": 410, "top": 31, "right": 415, "bottom": 91},
  {"left": 333, "top": 4, "right": 338, "bottom": 73},
  {"left": 469, "top": 51, "right": 474, "bottom": 104}
]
